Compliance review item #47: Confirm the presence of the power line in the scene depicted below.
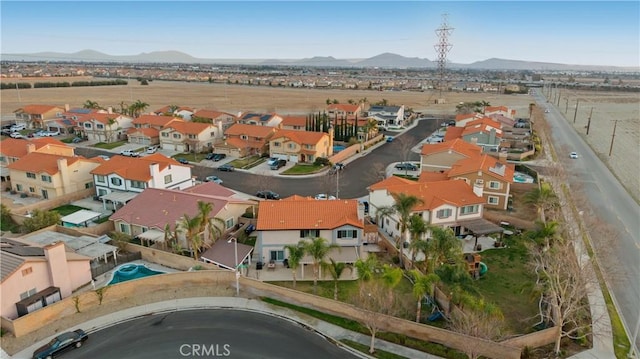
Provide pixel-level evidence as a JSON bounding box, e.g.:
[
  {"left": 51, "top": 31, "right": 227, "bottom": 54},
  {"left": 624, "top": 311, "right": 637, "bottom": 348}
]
[{"left": 434, "top": 13, "right": 454, "bottom": 99}]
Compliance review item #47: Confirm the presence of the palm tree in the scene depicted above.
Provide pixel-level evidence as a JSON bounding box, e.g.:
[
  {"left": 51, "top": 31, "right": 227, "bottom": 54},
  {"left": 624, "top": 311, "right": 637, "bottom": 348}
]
[
  {"left": 354, "top": 255, "right": 379, "bottom": 281},
  {"left": 362, "top": 118, "right": 378, "bottom": 141},
  {"left": 83, "top": 100, "right": 101, "bottom": 109},
  {"left": 410, "top": 270, "right": 440, "bottom": 322},
  {"left": 425, "top": 226, "right": 463, "bottom": 275},
  {"left": 527, "top": 220, "right": 559, "bottom": 249},
  {"left": 381, "top": 265, "right": 403, "bottom": 288},
  {"left": 178, "top": 214, "right": 203, "bottom": 260},
  {"left": 284, "top": 242, "right": 306, "bottom": 288},
  {"left": 129, "top": 99, "right": 149, "bottom": 118},
  {"left": 324, "top": 258, "right": 352, "bottom": 300},
  {"left": 377, "top": 192, "right": 424, "bottom": 269},
  {"left": 408, "top": 214, "right": 428, "bottom": 268},
  {"left": 523, "top": 184, "right": 558, "bottom": 223},
  {"left": 195, "top": 201, "right": 225, "bottom": 247},
  {"left": 302, "top": 237, "right": 338, "bottom": 294},
  {"left": 104, "top": 117, "right": 118, "bottom": 143}
]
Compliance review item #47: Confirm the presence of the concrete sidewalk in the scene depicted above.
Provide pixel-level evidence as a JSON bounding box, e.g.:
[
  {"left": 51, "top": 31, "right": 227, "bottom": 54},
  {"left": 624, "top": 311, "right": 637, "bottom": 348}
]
[{"left": 7, "top": 297, "right": 443, "bottom": 359}]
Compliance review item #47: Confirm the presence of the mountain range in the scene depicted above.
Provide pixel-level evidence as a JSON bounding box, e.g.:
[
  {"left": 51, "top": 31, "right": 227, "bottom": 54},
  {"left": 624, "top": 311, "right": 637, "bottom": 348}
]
[{"left": 2, "top": 50, "right": 637, "bottom": 72}]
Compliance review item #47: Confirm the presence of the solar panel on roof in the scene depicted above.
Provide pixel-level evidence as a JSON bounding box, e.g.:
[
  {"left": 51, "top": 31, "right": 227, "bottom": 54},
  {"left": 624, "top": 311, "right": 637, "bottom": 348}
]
[
  {"left": 62, "top": 119, "right": 73, "bottom": 125},
  {"left": 1, "top": 246, "right": 45, "bottom": 257},
  {"left": 260, "top": 114, "right": 271, "bottom": 122}
]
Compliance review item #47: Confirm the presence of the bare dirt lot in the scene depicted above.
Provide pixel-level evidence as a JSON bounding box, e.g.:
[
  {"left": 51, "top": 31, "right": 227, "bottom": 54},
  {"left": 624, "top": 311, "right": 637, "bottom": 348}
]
[{"left": 1, "top": 77, "right": 637, "bottom": 199}]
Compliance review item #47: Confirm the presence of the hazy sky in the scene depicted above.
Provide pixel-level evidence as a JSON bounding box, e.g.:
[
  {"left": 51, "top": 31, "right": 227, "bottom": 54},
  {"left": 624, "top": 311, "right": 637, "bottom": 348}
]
[{"left": 1, "top": 1, "right": 638, "bottom": 67}]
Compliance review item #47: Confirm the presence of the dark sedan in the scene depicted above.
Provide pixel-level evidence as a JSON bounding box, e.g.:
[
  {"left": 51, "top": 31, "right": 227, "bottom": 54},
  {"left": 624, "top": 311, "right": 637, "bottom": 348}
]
[
  {"left": 218, "top": 163, "right": 235, "bottom": 172},
  {"left": 32, "top": 329, "right": 88, "bottom": 359},
  {"left": 256, "top": 190, "right": 280, "bottom": 200}
]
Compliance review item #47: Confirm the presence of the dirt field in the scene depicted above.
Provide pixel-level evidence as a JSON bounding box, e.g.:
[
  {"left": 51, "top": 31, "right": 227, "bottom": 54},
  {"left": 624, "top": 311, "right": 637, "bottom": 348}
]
[{"left": 1, "top": 77, "right": 637, "bottom": 200}]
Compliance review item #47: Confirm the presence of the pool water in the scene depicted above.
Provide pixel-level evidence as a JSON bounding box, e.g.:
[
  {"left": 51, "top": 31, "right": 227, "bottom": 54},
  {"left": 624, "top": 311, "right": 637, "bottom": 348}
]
[
  {"left": 513, "top": 171, "right": 534, "bottom": 184},
  {"left": 333, "top": 145, "right": 346, "bottom": 153},
  {"left": 108, "top": 263, "right": 166, "bottom": 285}
]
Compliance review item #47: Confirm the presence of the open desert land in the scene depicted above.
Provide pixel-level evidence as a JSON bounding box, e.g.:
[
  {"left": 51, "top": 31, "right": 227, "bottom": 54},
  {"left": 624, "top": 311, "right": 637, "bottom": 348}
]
[{"left": 1, "top": 77, "right": 637, "bottom": 200}]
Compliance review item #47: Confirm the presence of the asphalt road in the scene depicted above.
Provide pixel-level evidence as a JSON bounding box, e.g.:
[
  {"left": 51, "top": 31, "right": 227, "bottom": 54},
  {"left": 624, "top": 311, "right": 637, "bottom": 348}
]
[
  {"left": 536, "top": 89, "right": 640, "bottom": 350},
  {"left": 61, "top": 309, "right": 359, "bottom": 359},
  {"left": 75, "top": 119, "right": 438, "bottom": 200}
]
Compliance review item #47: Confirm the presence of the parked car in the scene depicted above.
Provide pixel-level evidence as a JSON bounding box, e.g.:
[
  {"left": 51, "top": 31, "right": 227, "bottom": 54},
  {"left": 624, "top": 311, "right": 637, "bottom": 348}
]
[
  {"left": 32, "top": 329, "right": 88, "bottom": 359},
  {"left": 97, "top": 155, "right": 111, "bottom": 161},
  {"left": 570, "top": 152, "right": 579, "bottom": 159},
  {"left": 395, "top": 162, "right": 418, "bottom": 171},
  {"left": 244, "top": 224, "right": 256, "bottom": 234},
  {"left": 256, "top": 190, "right": 280, "bottom": 200},
  {"left": 218, "top": 163, "right": 235, "bottom": 172},
  {"left": 204, "top": 175, "right": 223, "bottom": 184},
  {"left": 9, "top": 132, "right": 24, "bottom": 139},
  {"left": 212, "top": 153, "right": 226, "bottom": 161},
  {"left": 146, "top": 145, "right": 158, "bottom": 154},
  {"left": 71, "top": 137, "right": 86, "bottom": 143},
  {"left": 545, "top": 109, "right": 550, "bottom": 113},
  {"left": 176, "top": 158, "right": 190, "bottom": 164},
  {"left": 1, "top": 129, "right": 13, "bottom": 135},
  {"left": 314, "top": 193, "right": 337, "bottom": 200},
  {"left": 43, "top": 130, "right": 61, "bottom": 137},
  {"left": 10, "top": 124, "right": 26, "bottom": 132},
  {"left": 386, "top": 136, "right": 394, "bottom": 142},
  {"left": 270, "top": 159, "right": 287, "bottom": 170},
  {"left": 120, "top": 149, "right": 140, "bottom": 157},
  {"left": 266, "top": 157, "right": 279, "bottom": 166}
]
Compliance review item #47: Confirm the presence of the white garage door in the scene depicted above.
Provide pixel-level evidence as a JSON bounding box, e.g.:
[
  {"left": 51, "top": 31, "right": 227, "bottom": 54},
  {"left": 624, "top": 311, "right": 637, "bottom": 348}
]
[{"left": 288, "top": 155, "right": 299, "bottom": 163}]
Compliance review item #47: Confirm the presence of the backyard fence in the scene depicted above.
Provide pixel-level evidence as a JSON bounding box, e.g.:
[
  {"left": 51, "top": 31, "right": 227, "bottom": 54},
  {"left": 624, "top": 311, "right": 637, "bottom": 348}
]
[{"left": 90, "top": 251, "right": 141, "bottom": 278}]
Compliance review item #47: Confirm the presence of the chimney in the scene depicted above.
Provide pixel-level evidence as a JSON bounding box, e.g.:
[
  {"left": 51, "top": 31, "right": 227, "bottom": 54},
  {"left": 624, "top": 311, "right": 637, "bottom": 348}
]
[
  {"left": 357, "top": 201, "right": 365, "bottom": 221},
  {"left": 44, "top": 242, "right": 72, "bottom": 297},
  {"left": 489, "top": 128, "right": 496, "bottom": 144},
  {"left": 26, "top": 143, "right": 36, "bottom": 153},
  {"left": 473, "top": 181, "right": 484, "bottom": 197},
  {"left": 149, "top": 163, "right": 160, "bottom": 187},
  {"left": 57, "top": 158, "right": 71, "bottom": 194},
  {"left": 107, "top": 107, "right": 113, "bottom": 114},
  {"left": 64, "top": 104, "right": 70, "bottom": 111}
]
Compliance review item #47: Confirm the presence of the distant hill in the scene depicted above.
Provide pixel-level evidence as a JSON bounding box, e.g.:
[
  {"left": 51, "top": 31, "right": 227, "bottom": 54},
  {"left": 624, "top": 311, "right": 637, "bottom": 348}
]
[{"left": 1, "top": 49, "right": 636, "bottom": 72}]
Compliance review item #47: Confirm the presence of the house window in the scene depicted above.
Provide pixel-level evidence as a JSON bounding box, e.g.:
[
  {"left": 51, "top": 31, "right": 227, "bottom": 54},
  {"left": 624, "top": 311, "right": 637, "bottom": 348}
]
[
  {"left": 119, "top": 223, "right": 130, "bottom": 234},
  {"left": 273, "top": 142, "right": 281, "bottom": 147},
  {"left": 225, "top": 218, "right": 234, "bottom": 229},
  {"left": 85, "top": 182, "right": 93, "bottom": 189},
  {"left": 19, "top": 288, "right": 37, "bottom": 300},
  {"left": 0, "top": 156, "right": 5, "bottom": 162},
  {"left": 436, "top": 209, "right": 452, "bottom": 218},
  {"left": 26, "top": 172, "right": 36, "bottom": 179},
  {"left": 337, "top": 230, "right": 357, "bottom": 239},
  {"left": 488, "top": 196, "right": 499, "bottom": 205},
  {"left": 162, "top": 132, "right": 169, "bottom": 137},
  {"left": 29, "top": 187, "right": 35, "bottom": 193},
  {"left": 288, "top": 143, "right": 295, "bottom": 149},
  {"left": 98, "top": 188, "right": 108, "bottom": 196},
  {"left": 475, "top": 179, "right": 484, "bottom": 185},
  {"left": 96, "top": 175, "right": 106, "bottom": 183},
  {"left": 164, "top": 175, "right": 172, "bottom": 184},
  {"left": 460, "top": 205, "right": 479, "bottom": 215},
  {"left": 41, "top": 175, "right": 52, "bottom": 183},
  {"left": 173, "top": 133, "right": 181, "bottom": 139},
  {"left": 16, "top": 184, "right": 23, "bottom": 191},
  {"left": 300, "top": 229, "right": 320, "bottom": 238},
  {"left": 489, "top": 181, "right": 501, "bottom": 189},
  {"left": 130, "top": 180, "right": 146, "bottom": 189},
  {"left": 188, "top": 134, "right": 196, "bottom": 139},
  {"left": 110, "top": 177, "right": 123, "bottom": 186},
  {"left": 270, "top": 250, "right": 284, "bottom": 261},
  {"left": 21, "top": 267, "right": 33, "bottom": 276},
  {"left": 96, "top": 124, "right": 104, "bottom": 129},
  {"left": 84, "top": 123, "right": 92, "bottom": 128}
]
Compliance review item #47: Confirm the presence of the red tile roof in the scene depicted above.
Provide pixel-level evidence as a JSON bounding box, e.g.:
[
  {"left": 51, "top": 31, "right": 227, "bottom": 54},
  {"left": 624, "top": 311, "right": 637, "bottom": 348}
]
[
  {"left": 127, "top": 127, "right": 159, "bottom": 138},
  {"left": 420, "top": 138, "right": 482, "bottom": 157},
  {"left": 90, "top": 153, "right": 185, "bottom": 181},
  {"left": 281, "top": 115, "right": 307, "bottom": 127},
  {"left": 418, "top": 171, "right": 450, "bottom": 182},
  {"left": 132, "top": 114, "right": 178, "bottom": 127},
  {"left": 461, "top": 118, "right": 503, "bottom": 137},
  {"left": 225, "top": 123, "right": 278, "bottom": 138},
  {"left": 443, "top": 127, "right": 464, "bottom": 141},
  {"left": 369, "top": 178, "right": 484, "bottom": 210},
  {"left": 256, "top": 197, "right": 363, "bottom": 230},
  {"left": 0, "top": 138, "right": 70, "bottom": 158},
  {"left": 81, "top": 113, "right": 129, "bottom": 125},
  {"left": 327, "top": 104, "right": 361, "bottom": 113},
  {"left": 14, "top": 104, "right": 63, "bottom": 115},
  {"left": 7, "top": 152, "right": 84, "bottom": 175},
  {"left": 272, "top": 129, "right": 327, "bottom": 145},
  {"left": 192, "top": 109, "right": 235, "bottom": 120},
  {"left": 448, "top": 154, "right": 515, "bottom": 182},
  {"left": 162, "top": 119, "right": 214, "bottom": 135}
]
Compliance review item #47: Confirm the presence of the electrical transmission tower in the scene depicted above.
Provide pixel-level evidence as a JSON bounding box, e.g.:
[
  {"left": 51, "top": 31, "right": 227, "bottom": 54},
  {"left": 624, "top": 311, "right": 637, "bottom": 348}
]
[{"left": 434, "top": 13, "right": 454, "bottom": 99}]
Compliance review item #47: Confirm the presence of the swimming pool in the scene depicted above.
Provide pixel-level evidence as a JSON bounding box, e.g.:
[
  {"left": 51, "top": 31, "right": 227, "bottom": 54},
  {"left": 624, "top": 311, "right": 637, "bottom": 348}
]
[
  {"left": 333, "top": 145, "right": 346, "bottom": 153},
  {"left": 107, "top": 263, "right": 166, "bottom": 285},
  {"left": 513, "top": 171, "right": 534, "bottom": 184}
]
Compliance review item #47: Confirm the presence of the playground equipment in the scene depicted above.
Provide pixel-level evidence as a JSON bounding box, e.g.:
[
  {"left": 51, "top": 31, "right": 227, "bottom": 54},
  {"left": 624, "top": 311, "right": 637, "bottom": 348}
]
[{"left": 479, "top": 262, "right": 488, "bottom": 276}]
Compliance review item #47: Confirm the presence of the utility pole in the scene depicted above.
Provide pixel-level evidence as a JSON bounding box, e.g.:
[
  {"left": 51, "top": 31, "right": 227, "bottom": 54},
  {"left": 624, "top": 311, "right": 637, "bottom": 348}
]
[
  {"left": 609, "top": 119, "right": 618, "bottom": 156},
  {"left": 586, "top": 108, "right": 593, "bottom": 135},
  {"left": 573, "top": 100, "right": 580, "bottom": 123},
  {"left": 565, "top": 98, "right": 569, "bottom": 113}
]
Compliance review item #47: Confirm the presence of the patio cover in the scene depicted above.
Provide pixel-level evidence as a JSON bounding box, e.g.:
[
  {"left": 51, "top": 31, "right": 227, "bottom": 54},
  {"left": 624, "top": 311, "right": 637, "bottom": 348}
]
[
  {"left": 137, "top": 229, "right": 166, "bottom": 243},
  {"left": 21, "top": 231, "right": 117, "bottom": 263},
  {"left": 301, "top": 246, "right": 360, "bottom": 265},
  {"left": 60, "top": 210, "right": 102, "bottom": 226},
  {"left": 201, "top": 240, "right": 253, "bottom": 270},
  {"left": 100, "top": 191, "right": 138, "bottom": 204},
  {"left": 457, "top": 218, "right": 505, "bottom": 235}
]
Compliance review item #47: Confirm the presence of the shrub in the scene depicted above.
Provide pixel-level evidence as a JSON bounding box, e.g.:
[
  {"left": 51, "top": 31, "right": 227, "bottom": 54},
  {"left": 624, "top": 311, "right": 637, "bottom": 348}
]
[{"left": 314, "top": 157, "right": 331, "bottom": 166}]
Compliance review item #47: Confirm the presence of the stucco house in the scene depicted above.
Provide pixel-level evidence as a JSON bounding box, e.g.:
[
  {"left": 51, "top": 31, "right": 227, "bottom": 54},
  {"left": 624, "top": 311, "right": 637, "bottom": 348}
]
[
  {"left": 460, "top": 118, "right": 503, "bottom": 152},
  {"left": 91, "top": 153, "right": 195, "bottom": 209},
  {"left": 327, "top": 103, "right": 364, "bottom": 120},
  {"left": 367, "top": 105, "right": 405, "bottom": 130},
  {"left": 454, "top": 113, "right": 483, "bottom": 127},
  {"left": 367, "top": 176, "right": 490, "bottom": 239},
  {"left": 191, "top": 109, "right": 237, "bottom": 133},
  {"left": 484, "top": 105, "right": 516, "bottom": 119},
  {"left": 0, "top": 239, "right": 91, "bottom": 320},
  {"left": 420, "top": 139, "right": 483, "bottom": 173},
  {"left": 158, "top": 119, "right": 220, "bottom": 153},
  {"left": 255, "top": 195, "right": 365, "bottom": 270},
  {"left": 13, "top": 104, "right": 65, "bottom": 129},
  {"left": 7, "top": 152, "right": 100, "bottom": 200},
  {"left": 269, "top": 129, "right": 332, "bottom": 163},
  {"left": 0, "top": 138, "right": 74, "bottom": 186},
  {"left": 152, "top": 105, "right": 195, "bottom": 120},
  {"left": 280, "top": 115, "right": 307, "bottom": 131},
  {"left": 215, "top": 123, "right": 278, "bottom": 157},
  {"left": 76, "top": 112, "right": 134, "bottom": 143},
  {"left": 127, "top": 114, "right": 178, "bottom": 146},
  {"left": 237, "top": 112, "right": 283, "bottom": 127},
  {"left": 110, "top": 183, "right": 255, "bottom": 251}
]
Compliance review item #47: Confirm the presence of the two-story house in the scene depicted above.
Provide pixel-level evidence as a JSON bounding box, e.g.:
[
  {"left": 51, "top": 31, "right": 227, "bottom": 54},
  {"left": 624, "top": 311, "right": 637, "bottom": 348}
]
[
  {"left": 152, "top": 105, "right": 194, "bottom": 119},
  {"left": 255, "top": 195, "right": 365, "bottom": 269},
  {"left": 237, "top": 112, "right": 283, "bottom": 127},
  {"left": 0, "top": 138, "right": 74, "bottom": 186},
  {"left": 454, "top": 113, "right": 483, "bottom": 127},
  {"left": 127, "top": 114, "right": 177, "bottom": 146},
  {"left": 420, "top": 139, "right": 483, "bottom": 173},
  {"left": 367, "top": 105, "right": 405, "bottom": 130},
  {"left": 91, "top": 153, "right": 195, "bottom": 209},
  {"left": 158, "top": 119, "right": 219, "bottom": 153},
  {"left": 76, "top": 112, "right": 134, "bottom": 143},
  {"left": 110, "top": 183, "right": 255, "bottom": 251},
  {"left": 46, "top": 106, "right": 100, "bottom": 135},
  {"left": 460, "top": 118, "right": 503, "bottom": 152},
  {"left": 191, "top": 109, "right": 237, "bottom": 133},
  {"left": 280, "top": 115, "right": 307, "bottom": 131},
  {"left": 327, "top": 103, "right": 363, "bottom": 120},
  {"left": 445, "top": 154, "right": 515, "bottom": 210},
  {"left": 7, "top": 151, "right": 100, "bottom": 200},
  {"left": 484, "top": 105, "right": 516, "bottom": 119},
  {"left": 13, "top": 104, "right": 65, "bottom": 130},
  {"left": 216, "top": 123, "right": 278, "bottom": 157},
  {"left": 0, "top": 239, "right": 91, "bottom": 319},
  {"left": 269, "top": 129, "right": 332, "bottom": 163},
  {"left": 367, "top": 176, "right": 486, "bottom": 239}
]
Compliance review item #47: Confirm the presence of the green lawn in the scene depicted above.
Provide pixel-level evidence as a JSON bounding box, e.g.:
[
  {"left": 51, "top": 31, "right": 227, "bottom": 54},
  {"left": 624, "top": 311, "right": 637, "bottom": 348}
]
[
  {"left": 472, "top": 238, "right": 540, "bottom": 334},
  {"left": 51, "top": 204, "right": 88, "bottom": 216},
  {"left": 92, "top": 140, "right": 127, "bottom": 149},
  {"left": 172, "top": 153, "right": 204, "bottom": 162},
  {"left": 282, "top": 164, "right": 326, "bottom": 175},
  {"left": 228, "top": 155, "right": 263, "bottom": 169}
]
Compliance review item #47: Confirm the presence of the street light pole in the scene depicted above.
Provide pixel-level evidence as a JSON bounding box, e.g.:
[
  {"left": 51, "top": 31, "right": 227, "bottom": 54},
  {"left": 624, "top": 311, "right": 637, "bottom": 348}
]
[{"left": 228, "top": 237, "right": 239, "bottom": 296}]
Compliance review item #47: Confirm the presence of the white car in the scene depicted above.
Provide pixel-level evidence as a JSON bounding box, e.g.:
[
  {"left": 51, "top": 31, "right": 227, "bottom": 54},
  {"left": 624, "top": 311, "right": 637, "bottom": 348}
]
[
  {"left": 314, "top": 193, "right": 337, "bottom": 200},
  {"left": 43, "top": 130, "right": 61, "bottom": 137},
  {"left": 120, "top": 149, "right": 141, "bottom": 157},
  {"left": 146, "top": 146, "right": 158, "bottom": 154},
  {"left": 570, "top": 152, "right": 578, "bottom": 159},
  {"left": 9, "top": 132, "right": 24, "bottom": 139},
  {"left": 10, "top": 124, "right": 26, "bottom": 132},
  {"left": 204, "top": 176, "right": 223, "bottom": 184}
]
